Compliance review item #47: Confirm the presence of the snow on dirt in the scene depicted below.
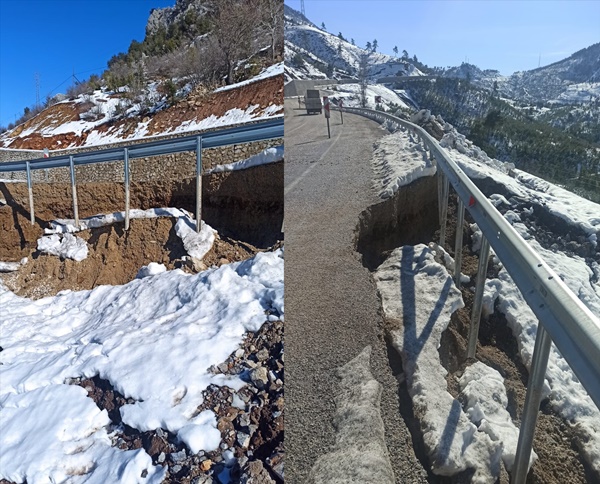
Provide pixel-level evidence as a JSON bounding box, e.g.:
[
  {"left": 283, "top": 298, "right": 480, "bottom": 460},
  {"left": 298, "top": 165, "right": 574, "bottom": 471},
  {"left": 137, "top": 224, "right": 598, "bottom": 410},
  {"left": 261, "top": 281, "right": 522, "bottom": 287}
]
[
  {"left": 364, "top": 106, "right": 600, "bottom": 477},
  {"left": 371, "top": 129, "right": 436, "bottom": 199},
  {"left": 174, "top": 218, "right": 215, "bottom": 260},
  {"left": 37, "top": 233, "right": 89, "bottom": 261},
  {"left": 205, "top": 145, "right": 283, "bottom": 174},
  {"left": 0, "top": 248, "right": 284, "bottom": 482},
  {"left": 1, "top": 64, "right": 283, "bottom": 150},
  {"left": 481, "top": 220, "right": 600, "bottom": 474},
  {"left": 375, "top": 244, "right": 531, "bottom": 481},
  {"left": 215, "top": 62, "right": 283, "bottom": 92},
  {"left": 45, "top": 207, "right": 188, "bottom": 234},
  {"left": 432, "top": 116, "right": 600, "bottom": 475},
  {"left": 0, "top": 258, "right": 26, "bottom": 273},
  {"left": 44, "top": 207, "right": 216, "bottom": 261}
]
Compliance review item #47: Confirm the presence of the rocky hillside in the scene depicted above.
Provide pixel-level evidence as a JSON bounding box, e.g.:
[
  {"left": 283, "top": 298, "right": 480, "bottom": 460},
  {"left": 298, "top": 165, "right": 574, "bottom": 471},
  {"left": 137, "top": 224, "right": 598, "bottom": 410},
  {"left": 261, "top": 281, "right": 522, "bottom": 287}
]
[
  {"left": 0, "top": 65, "right": 283, "bottom": 150},
  {"left": 284, "top": 4, "right": 423, "bottom": 81},
  {"left": 0, "top": 0, "right": 283, "bottom": 151}
]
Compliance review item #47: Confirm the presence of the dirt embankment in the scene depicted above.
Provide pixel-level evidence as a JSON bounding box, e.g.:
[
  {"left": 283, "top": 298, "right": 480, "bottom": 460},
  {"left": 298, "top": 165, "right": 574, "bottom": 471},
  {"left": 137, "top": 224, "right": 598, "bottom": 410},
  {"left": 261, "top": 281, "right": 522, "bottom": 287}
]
[
  {"left": 355, "top": 174, "right": 597, "bottom": 483},
  {"left": 2, "top": 75, "right": 283, "bottom": 151},
  {"left": 0, "top": 162, "right": 282, "bottom": 298}
]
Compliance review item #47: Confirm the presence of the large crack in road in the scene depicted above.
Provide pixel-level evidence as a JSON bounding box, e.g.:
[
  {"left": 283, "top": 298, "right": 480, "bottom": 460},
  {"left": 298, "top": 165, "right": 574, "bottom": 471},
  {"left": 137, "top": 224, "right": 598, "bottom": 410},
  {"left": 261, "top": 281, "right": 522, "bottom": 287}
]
[{"left": 284, "top": 99, "right": 428, "bottom": 483}]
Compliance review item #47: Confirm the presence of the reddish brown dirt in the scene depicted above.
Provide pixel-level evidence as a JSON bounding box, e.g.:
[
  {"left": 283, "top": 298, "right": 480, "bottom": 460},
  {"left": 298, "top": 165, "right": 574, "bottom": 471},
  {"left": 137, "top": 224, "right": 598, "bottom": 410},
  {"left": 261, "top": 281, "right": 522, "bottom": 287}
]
[
  {"left": 0, "top": 161, "right": 283, "bottom": 251},
  {"left": 3, "top": 75, "right": 283, "bottom": 150},
  {"left": 0, "top": 165, "right": 282, "bottom": 298}
]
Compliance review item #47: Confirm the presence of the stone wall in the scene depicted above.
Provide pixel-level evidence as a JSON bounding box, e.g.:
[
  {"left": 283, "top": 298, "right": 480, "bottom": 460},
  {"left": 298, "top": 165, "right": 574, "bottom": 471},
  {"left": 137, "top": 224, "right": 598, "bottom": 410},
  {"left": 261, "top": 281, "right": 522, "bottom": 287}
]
[{"left": 1, "top": 138, "right": 282, "bottom": 183}]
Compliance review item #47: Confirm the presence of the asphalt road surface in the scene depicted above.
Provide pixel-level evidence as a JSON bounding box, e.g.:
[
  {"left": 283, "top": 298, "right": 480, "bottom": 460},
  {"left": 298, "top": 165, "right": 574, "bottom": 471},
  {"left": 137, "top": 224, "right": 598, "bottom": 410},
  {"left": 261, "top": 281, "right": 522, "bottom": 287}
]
[{"left": 284, "top": 98, "right": 429, "bottom": 483}]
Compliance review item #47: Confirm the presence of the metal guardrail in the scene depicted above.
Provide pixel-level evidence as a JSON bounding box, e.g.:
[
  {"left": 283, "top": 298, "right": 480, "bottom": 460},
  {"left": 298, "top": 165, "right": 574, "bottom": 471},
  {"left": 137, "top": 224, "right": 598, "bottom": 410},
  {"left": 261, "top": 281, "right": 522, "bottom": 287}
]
[
  {"left": 338, "top": 106, "right": 600, "bottom": 482},
  {"left": 0, "top": 118, "right": 283, "bottom": 231}
]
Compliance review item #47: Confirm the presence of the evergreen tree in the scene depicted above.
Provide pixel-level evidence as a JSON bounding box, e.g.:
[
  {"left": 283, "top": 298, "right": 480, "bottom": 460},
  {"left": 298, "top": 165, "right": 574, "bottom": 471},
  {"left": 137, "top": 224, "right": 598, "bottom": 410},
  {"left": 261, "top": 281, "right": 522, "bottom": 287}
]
[
  {"left": 351, "top": 38, "right": 355, "bottom": 45},
  {"left": 393, "top": 46, "right": 398, "bottom": 57},
  {"left": 402, "top": 49, "right": 409, "bottom": 60},
  {"left": 372, "top": 39, "right": 378, "bottom": 52},
  {"left": 366, "top": 41, "right": 372, "bottom": 51},
  {"left": 321, "top": 22, "right": 326, "bottom": 30}
]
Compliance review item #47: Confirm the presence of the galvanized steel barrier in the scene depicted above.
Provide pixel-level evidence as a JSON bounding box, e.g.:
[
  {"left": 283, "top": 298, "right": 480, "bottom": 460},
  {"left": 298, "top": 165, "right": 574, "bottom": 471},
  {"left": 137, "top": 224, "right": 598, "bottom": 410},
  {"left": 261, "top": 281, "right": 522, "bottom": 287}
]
[
  {"left": 337, "top": 106, "right": 600, "bottom": 483},
  {"left": 0, "top": 118, "right": 283, "bottom": 232}
]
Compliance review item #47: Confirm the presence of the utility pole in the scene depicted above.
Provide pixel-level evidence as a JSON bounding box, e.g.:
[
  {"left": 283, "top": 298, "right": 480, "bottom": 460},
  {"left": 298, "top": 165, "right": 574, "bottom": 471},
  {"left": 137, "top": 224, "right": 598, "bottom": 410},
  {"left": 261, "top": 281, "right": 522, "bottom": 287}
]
[
  {"left": 300, "top": 0, "right": 305, "bottom": 16},
  {"left": 35, "top": 72, "right": 40, "bottom": 108}
]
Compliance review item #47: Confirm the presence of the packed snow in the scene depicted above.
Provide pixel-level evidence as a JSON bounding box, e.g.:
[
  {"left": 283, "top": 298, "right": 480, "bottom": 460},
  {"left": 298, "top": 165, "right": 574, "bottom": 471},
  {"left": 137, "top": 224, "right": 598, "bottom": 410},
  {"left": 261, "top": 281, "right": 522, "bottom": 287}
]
[
  {"left": 371, "top": 129, "right": 436, "bottom": 199},
  {"left": 374, "top": 244, "right": 529, "bottom": 480},
  {"left": 136, "top": 262, "right": 167, "bottom": 279},
  {"left": 37, "top": 233, "right": 89, "bottom": 261},
  {"left": 309, "top": 346, "right": 395, "bottom": 483},
  {"left": 0, "top": 248, "right": 284, "bottom": 482},
  {"left": 0, "top": 258, "right": 27, "bottom": 273},
  {"left": 205, "top": 145, "right": 283, "bottom": 174},
  {"left": 45, "top": 207, "right": 189, "bottom": 234},
  {"left": 174, "top": 218, "right": 215, "bottom": 260}
]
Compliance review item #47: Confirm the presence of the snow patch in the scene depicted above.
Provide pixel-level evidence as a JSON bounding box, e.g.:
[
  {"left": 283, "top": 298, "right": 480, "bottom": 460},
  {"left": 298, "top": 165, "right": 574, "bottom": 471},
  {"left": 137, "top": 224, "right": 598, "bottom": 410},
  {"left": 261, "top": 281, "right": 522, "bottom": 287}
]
[{"left": 37, "top": 233, "right": 88, "bottom": 261}]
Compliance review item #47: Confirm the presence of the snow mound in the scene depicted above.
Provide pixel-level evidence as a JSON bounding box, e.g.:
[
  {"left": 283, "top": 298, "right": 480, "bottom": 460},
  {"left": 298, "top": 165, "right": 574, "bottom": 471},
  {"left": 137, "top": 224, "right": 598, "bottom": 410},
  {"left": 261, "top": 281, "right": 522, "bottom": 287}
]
[
  {"left": 459, "top": 362, "right": 536, "bottom": 471},
  {"left": 136, "top": 262, "right": 167, "bottom": 279},
  {"left": 0, "top": 249, "right": 284, "bottom": 481},
  {"left": 375, "top": 244, "right": 514, "bottom": 481},
  {"left": 175, "top": 218, "right": 216, "bottom": 260},
  {"left": 37, "top": 233, "right": 88, "bottom": 261},
  {"left": 206, "top": 145, "right": 283, "bottom": 174},
  {"left": 371, "top": 129, "right": 437, "bottom": 199},
  {"left": 0, "top": 384, "right": 166, "bottom": 483}
]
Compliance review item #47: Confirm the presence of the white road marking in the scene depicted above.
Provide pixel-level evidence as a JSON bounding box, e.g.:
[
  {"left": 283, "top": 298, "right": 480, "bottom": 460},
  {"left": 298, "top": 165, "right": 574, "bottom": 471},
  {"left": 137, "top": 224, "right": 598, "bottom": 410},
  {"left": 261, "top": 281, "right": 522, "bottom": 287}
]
[{"left": 285, "top": 129, "right": 342, "bottom": 195}]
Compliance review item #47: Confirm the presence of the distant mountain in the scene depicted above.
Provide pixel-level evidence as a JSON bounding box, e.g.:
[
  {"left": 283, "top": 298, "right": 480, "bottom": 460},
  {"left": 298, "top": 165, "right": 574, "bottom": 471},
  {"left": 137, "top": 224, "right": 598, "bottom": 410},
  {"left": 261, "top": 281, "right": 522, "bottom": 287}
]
[
  {"left": 442, "top": 43, "right": 600, "bottom": 106},
  {"left": 502, "top": 43, "right": 600, "bottom": 104},
  {"left": 285, "top": 3, "right": 600, "bottom": 201},
  {"left": 284, "top": 4, "right": 423, "bottom": 81}
]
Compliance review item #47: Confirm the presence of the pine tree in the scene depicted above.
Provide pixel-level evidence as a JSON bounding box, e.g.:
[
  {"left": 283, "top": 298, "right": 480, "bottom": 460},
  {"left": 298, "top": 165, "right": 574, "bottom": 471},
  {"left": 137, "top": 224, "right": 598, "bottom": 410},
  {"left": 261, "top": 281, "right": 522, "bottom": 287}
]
[
  {"left": 372, "top": 39, "right": 378, "bottom": 52},
  {"left": 402, "top": 49, "right": 408, "bottom": 60},
  {"left": 351, "top": 38, "right": 355, "bottom": 45},
  {"left": 321, "top": 22, "right": 326, "bottom": 30},
  {"left": 366, "top": 41, "right": 372, "bottom": 51},
  {"left": 393, "top": 46, "right": 398, "bottom": 57}
]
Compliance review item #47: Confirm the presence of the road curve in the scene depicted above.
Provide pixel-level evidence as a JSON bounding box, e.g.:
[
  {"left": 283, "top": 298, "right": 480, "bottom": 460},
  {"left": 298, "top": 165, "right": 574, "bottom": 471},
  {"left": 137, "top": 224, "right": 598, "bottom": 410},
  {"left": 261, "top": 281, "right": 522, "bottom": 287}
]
[{"left": 284, "top": 98, "right": 428, "bottom": 483}]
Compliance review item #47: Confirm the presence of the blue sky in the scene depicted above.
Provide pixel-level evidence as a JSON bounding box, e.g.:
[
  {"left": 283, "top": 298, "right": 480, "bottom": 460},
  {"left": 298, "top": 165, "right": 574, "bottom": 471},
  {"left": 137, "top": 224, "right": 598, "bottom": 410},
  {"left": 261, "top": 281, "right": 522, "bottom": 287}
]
[
  {"left": 286, "top": 0, "right": 600, "bottom": 75},
  {"left": 0, "top": 0, "right": 174, "bottom": 128}
]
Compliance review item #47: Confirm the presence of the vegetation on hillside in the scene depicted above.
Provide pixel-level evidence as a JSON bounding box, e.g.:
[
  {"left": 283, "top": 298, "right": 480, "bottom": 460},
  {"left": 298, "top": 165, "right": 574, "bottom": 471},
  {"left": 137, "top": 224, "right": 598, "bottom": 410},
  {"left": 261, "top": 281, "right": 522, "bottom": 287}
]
[
  {"left": 401, "top": 78, "right": 600, "bottom": 201},
  {"left": 1, "top": 0, "right": 283, "bottom": 133}
]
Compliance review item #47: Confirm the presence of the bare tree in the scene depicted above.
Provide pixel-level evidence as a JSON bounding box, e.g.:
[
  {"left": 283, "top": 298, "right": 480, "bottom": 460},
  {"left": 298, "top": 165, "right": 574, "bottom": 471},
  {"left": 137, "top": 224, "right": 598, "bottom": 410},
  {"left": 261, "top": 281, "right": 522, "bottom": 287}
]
[
  {"left": 211, "top": 0, "right": 257, "bottom": 84},
  {"left": 358, "top": 53, "right": 369, "bottom": 108},
  {"left": 255, "top": 0, "right": 283, "bottom": 61}
]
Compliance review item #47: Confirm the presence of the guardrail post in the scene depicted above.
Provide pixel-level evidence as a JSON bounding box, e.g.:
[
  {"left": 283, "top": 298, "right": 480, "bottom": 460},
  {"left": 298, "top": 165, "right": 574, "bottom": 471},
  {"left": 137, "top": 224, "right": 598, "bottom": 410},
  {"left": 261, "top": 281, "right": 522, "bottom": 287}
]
[
  {"left": 439, "top": 173, "right": 449, "bottom": 247},
  {"left": 69, "top": 156, "right": 79, "bottom": 228},
  {"left": 195, "top": 136, "right": 203, "bottom": 233},
  {"left": 512, "top": 325, "right": 552, "bottom": 483},
  {"left": 124, "top": 148, "right": 130, "bottom": 230},
  {"left": 454, "top": 197, "right": 465, "bottom": 286},
  {"left": 26, "top": 161, "right": 34, "bottom": 225},
  {"left": 467, "top": 235, "right": 490, "bottom": 358}
]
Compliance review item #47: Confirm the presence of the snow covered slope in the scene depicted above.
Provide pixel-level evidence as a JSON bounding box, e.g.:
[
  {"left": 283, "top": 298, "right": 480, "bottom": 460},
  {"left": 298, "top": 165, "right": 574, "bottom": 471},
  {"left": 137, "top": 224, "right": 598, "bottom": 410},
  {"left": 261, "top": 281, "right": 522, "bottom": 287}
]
[{"left": 284, "top": 5, "right": 423, "bottom": 81}]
